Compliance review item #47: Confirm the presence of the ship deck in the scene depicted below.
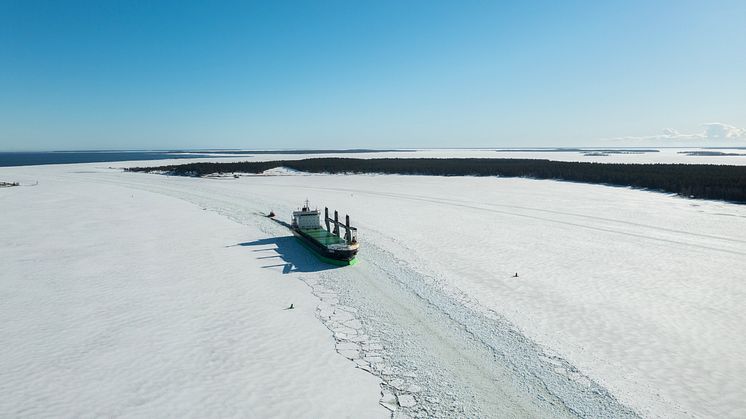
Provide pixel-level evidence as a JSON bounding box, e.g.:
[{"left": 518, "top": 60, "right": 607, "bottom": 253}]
[{"left": 300, "top": 228, "right": 347, "bottom": 246}]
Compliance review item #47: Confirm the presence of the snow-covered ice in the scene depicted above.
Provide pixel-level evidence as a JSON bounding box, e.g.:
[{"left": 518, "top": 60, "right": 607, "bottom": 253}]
[
  {"left": 0, "top": 168, "right": 384, "bottom": 418},
  {"left": 2, "top": 158, "right": 746, "bottom": 418},
  {"left": 118, "top": 147, "right": 746, "bottom": 169}
]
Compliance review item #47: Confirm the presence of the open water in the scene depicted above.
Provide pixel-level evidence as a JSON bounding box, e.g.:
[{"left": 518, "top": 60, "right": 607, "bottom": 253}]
[{"left": 0, "top": 151, "right": 224, "bottom": 167}]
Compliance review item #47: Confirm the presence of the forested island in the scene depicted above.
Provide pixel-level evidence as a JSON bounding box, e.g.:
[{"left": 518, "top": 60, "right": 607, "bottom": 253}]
[{"left": 127, "top": 158, "right": 746, "bottom": 203}]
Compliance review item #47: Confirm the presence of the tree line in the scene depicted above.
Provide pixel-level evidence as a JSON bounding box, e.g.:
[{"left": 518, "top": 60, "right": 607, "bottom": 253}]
[{"left": 127, "top": 158, "right": 746, "bottom": 203}]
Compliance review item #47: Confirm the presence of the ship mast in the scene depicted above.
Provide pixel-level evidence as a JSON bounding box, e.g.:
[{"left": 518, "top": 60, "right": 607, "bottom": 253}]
[{"left": 325, "top": 207, "right": 357, "bottom": 244}]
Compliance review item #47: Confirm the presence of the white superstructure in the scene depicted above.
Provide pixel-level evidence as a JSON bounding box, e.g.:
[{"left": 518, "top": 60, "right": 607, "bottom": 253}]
[{"left": 292, "top": 200, "right": 321, "bottom": 229}]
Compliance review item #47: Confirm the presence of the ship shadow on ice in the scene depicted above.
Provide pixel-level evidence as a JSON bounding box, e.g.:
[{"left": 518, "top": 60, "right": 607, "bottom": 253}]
[{"left": 231, "top": 236, "right": 340, "bottom": 274}]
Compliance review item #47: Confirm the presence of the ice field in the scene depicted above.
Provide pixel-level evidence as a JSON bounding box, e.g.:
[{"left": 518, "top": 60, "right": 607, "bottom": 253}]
[
  {"left": 2, "top": 155, "right": 745, "bottom": 417},
  {"left": 163, "top": 147, "right": 746, "bottom": 166}
]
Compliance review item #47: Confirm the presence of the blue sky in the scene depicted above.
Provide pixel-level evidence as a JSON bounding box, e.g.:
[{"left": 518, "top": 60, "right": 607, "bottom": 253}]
[{"left": 1, "top": 0, "right": 744, "bottom": 150}]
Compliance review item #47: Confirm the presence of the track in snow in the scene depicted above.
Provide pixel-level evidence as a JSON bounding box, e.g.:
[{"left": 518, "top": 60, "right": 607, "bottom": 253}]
[{"left": 85, "top": 170, "right": 639, "bottom": 418}]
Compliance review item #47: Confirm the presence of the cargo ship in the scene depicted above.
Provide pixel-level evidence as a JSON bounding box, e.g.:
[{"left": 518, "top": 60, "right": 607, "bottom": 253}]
[{"left": 290, "top": 200, "right": 359, "bottom": 265}]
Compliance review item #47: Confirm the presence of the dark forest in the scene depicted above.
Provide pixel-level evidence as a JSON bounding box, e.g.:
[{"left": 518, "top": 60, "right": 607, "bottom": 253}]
[{"left": 127, "top": 158, "right": 746, "bottom": 203}]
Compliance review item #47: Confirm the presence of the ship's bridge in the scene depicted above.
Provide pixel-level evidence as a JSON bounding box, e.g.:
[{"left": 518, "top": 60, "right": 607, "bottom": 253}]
[{"left": 292, "top": 200, "right": 321, "bottom": 229}]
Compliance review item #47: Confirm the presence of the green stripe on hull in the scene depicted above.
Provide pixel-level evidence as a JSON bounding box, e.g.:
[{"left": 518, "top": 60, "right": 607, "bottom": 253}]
[
  {"left": 294, "top": 235, "right": 358, "bottom": 266},
  {"left": 319, "top": 254, "right": 358, "bottom": 266}
]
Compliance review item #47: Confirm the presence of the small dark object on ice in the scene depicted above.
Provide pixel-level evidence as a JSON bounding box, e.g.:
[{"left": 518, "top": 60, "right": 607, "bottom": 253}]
[
  {"left": 233, "top": 174, "right": 239, "bottom": 178},
  {"left": 513, "top": 272, "right": 519, "bottom": 278},
  {"left": 267, "top": 211, "right": 276, "bottom": 218},
  {"left": 287, "top": 303, "right": 294, "bottom": 310}
]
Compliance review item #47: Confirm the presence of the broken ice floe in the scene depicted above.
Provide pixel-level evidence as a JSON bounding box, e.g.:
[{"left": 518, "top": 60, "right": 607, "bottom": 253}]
[
  {"left": 380, "top": 390, "right": 398, "bottom": 411},
  {"left": 300, "top": 275, "right": 430, "bottom": 418},
  {"left": 397, "top": 394, "right": 417, "bottom": 408}
]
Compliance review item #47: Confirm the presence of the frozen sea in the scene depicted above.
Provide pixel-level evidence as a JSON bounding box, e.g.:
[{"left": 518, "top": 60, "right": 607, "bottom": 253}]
[
  {"left": 1, "top": 152, "right": 745, "bottom": 418},
  {"left": 4, "top": 147, "right": 746, "bottom": 168}
]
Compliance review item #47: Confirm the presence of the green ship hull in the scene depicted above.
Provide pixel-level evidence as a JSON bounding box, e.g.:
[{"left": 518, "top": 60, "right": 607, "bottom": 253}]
[{"left": 292, "top": 227, "right": 359, "bottom": 266}]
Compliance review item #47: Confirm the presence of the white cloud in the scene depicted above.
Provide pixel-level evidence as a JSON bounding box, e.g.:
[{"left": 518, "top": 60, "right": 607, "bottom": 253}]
[
  {"left": 702, "top": 122, "right": 745, "bottom": 139},
  {"left": 604, "top": 122, "right": 746, "bottom": 144}
]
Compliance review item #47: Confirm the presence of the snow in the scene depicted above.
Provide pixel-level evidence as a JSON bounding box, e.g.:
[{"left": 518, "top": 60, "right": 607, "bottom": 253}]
[
  {"left": 116, "top": 147, "right": 746, "bottom": 169},
  {"left": 279, "top": 174, "right": 744, "bottom": 418},
  {"left": 260, "top": 166, "right": 308, "bottom": 176},
  {"left": 0, "top": 167, "right": 384, "bottom": 418},
  {"left": 3, "top": 159, "right": 746, "bottom": 418}
]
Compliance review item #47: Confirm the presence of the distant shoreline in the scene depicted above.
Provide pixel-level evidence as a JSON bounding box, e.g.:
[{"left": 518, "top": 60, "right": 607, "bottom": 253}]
[
  {"left": 0, "top": 149, "right": 410, "bottom": 168},
  {"left": 127, "top": 157, "right": 746, "bottom": 204}
]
